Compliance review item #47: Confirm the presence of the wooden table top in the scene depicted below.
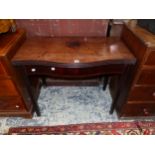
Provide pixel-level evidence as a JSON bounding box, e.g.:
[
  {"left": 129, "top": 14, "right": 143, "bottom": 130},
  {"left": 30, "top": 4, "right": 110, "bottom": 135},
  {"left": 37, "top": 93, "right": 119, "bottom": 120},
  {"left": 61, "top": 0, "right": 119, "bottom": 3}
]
[{"left": 12, "top": 37, "right": 136, "bottom": 66}]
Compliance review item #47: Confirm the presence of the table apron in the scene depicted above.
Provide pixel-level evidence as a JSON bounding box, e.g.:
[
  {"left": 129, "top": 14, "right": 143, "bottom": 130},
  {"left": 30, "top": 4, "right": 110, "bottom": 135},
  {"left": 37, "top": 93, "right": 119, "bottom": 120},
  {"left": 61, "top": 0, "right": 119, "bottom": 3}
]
[{"left": 23, "top": 64, "right": 126, "bottom": 78}]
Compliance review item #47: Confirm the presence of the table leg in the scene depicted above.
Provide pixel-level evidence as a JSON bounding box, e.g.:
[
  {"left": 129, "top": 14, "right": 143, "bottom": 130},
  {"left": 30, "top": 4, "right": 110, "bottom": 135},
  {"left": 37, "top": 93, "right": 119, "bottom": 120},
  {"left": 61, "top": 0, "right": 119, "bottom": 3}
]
[
  {"left": 22, "top": 67, "right": 41, "bottom": 116},
  {"left": 109, "top": 64, "right": 135, "bottom": 114},
  {"left": 41, "top": 76, "right": 47, "bottom": 87},
  {"left": 103, "top": 75, "right": 109, "bottom": 91}
]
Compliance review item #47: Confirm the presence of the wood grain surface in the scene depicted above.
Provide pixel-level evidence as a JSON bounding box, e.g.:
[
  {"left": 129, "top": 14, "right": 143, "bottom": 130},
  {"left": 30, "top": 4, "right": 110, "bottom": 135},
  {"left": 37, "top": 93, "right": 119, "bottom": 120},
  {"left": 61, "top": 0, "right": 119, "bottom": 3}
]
[
  {"left": 125, "top": 24, "right": 155, "bottom": 49},
  {"left": 12, "top": 37, "right": 136, "bottom": 66}
]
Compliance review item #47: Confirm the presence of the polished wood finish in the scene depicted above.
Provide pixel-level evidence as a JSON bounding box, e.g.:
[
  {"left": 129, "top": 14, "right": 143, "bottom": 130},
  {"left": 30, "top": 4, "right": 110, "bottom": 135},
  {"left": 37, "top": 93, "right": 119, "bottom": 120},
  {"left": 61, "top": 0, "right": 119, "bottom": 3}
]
[
  {"left": 128, "top": 86, "right": 155, "bottom": 102},
  {"left": 0, "top": 79, "right": 18, "bottom": 96},
  {"left": 0, "top": 62, "right": 7, "bottom": 76},
  {"left": 121, "top": 103, "right": 155, "bottom": 117},
  {"left": 0, "top": 97, "right": 25, "bottom": 111},
  {"left": 12, "top": 36, "right": 136, "bottom": 116},
  {"left": 25, "top": 64, "right": 125, "bottom": 78},
  {"left": 0, "top": 29, "right": 33, "bottom": 117},
  {"left": 121, "top": 24, "right": 147, "bottom": 62},
  {"left": 12, "top": 37, "right": 135, "bottom": 65},
  {"left": 144, "top": 51, "right": 155, "bottom": 66},
  {"left": 137, "top": 69, "right": 155, "bottom": 85},
  {"left": 118, "top": 24, "right": 155, "bottom": 117},
  {"left": 124, "top": 24, "right": 155, "bottom": 48}
]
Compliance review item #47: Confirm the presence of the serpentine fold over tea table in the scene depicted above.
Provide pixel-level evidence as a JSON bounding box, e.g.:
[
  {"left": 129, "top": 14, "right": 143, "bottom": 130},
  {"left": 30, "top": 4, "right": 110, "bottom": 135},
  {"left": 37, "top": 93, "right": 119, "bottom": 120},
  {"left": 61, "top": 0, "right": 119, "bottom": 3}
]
[{"left": 12, "top": 37, "right": 136, "bottom": 116}]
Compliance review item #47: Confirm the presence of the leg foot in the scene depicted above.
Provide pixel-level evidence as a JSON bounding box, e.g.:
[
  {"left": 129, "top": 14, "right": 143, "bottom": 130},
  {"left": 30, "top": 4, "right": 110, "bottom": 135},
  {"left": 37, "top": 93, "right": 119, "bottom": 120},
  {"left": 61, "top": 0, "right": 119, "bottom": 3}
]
[
  {"left": 103, "top": 76, "right": 109, "bottom": 90},
  {"left": 41, "top": 77, "right": 47, "bottom": 87}
]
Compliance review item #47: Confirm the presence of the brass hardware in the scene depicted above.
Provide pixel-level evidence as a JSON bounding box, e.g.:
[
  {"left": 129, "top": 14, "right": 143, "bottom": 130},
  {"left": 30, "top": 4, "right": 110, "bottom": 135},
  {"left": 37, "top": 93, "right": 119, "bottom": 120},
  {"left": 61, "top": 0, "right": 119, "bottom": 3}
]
[
  {"left": 15, "top": 105, "right": 20, "bottom": 109},
  {"left": 51, "top": 67, "right": 56, "bottom": 71},
  {"left": 31, "top": 68, "right": 36, "bottom": 72}
]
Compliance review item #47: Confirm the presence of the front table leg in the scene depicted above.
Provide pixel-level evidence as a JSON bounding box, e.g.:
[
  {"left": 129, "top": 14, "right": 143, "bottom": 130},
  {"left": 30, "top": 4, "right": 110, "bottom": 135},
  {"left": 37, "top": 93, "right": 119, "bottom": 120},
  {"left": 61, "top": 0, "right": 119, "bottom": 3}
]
[
  {"left": 22, "top": 67, "right": 41, "bottom": 116},
  {"left": 110, "top": 64, "right": 135, "bottom": 114}
]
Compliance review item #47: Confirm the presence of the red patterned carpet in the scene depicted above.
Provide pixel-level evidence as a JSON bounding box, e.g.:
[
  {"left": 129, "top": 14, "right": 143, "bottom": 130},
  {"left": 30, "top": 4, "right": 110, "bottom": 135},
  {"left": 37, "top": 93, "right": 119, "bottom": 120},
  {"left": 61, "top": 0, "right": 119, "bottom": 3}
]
[{"left": 8, "top": 121, "right": 155, "bottom": 135}]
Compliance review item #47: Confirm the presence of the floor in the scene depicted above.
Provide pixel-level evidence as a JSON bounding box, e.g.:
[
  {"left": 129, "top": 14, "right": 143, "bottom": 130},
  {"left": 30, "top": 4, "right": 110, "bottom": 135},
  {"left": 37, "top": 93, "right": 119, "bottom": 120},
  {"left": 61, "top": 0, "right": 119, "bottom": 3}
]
[{"left": 0, "top": 83, "right": 154, "bottom": 134}]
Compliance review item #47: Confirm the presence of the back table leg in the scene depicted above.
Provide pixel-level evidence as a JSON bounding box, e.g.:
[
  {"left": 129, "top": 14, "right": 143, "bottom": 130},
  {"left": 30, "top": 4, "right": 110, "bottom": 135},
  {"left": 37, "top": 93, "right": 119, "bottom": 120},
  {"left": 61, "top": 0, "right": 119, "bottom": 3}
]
[
  {"left": 103, "top": 76, "right": 109, "bottom": 90},
  {"left": 41, "top": 76, "right": 47, "bottom": 87}
]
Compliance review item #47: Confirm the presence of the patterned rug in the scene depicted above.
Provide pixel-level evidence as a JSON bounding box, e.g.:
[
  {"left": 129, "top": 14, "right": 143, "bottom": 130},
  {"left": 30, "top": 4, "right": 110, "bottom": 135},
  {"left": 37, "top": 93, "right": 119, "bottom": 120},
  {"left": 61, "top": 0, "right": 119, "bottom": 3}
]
[{"left": 8, "top": 121, "right": 155, "bottom": 135}]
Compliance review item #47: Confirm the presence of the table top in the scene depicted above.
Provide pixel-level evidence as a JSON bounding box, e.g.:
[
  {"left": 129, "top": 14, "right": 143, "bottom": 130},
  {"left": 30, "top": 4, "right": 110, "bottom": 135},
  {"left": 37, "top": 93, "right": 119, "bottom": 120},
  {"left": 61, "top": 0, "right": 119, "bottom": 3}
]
[{"left": 12, "top": 37, "right": 136, "bottom": 67}]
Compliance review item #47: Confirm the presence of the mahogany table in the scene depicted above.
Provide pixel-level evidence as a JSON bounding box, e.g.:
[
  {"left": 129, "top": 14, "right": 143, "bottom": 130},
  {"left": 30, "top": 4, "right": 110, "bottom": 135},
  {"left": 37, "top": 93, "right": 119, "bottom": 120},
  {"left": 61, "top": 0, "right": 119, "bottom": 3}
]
[{"left": 12, "top": 37, "right": 136, "bottom": 116}]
